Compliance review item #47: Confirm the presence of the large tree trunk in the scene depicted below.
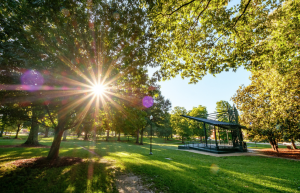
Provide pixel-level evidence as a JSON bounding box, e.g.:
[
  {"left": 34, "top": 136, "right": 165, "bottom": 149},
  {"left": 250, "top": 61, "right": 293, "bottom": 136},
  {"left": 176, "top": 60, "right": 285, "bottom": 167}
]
[
  {"left": 106, "top": 130, "right": 109, "bottom": 141},
  {"left": 62, "top": 130, "right": 68, "bottom": 141},
  {"left": 15, "top": 124, "right": 21, "bottom": 139},
  {"left": 44, "top": 127, "right": 49, "bottom": 137},
  {"left": 47, "top": 129, "right": 64, "bottom": 160},
  {"left": 291, "top": 139, "right": 298, "bottom": 149},
  {"left": 77, "top": 130, "right": 81, "bottom": 138},
  {"left": 136, "top": 128, "right": 139, "bottom": 144},
  {"left": 24, "top": 106, "right": 40, "bottom": 145},
  {"left": 269, "top": 139, "right": 278, "bottom": 152},
  {"left": 182, "top": 136, "right": 184, "bottom": 143},
  {"left": 118, "top": 132, "right": 121, "bottom": 141},
  {"left": 140, "top": 129, "right": 144, "bottom": 145},
  {"left": 47, "top": 112, "right": 68, "bottom": 160},
  {"left": 84, "top": 131, "right": 88, "bottom": 141},
  {"left": 0, "top": 113, "right": 7, "bottom": 137}
]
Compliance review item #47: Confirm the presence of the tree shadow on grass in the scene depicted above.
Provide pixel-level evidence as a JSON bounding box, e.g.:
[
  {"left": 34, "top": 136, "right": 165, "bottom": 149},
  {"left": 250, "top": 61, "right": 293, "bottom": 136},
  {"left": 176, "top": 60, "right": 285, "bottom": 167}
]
[
  {"left": 89, "top": 142, "right": 299, "bottom": 193},
  {"left": 1, "top": 158, "right": 119, "bottom": 193}
]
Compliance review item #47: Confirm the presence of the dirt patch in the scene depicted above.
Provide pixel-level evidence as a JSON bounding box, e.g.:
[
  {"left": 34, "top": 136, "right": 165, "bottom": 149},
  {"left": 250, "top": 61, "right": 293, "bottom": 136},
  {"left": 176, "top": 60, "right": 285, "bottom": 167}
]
[
  {"left": 0, "top": 144, "right": 50, "bottom": 148},
  {"left": 76, "top": 144, "right": 154, "bottom": 193},
  {"left": 258, "top": 148, "right": 300, "bottom": 160},
  {"left": 116, "top": 173, "right": 154, "bottom": 193},
  {"left": 9, "top": 157, "right": 83, "bottom": 168}
]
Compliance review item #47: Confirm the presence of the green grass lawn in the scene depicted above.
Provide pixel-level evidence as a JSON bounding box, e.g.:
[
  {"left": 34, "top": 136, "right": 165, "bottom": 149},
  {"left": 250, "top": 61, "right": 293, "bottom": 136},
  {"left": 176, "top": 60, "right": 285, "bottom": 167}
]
[{"left": 0, "top": 135, "right": 300, "bottom": 193}]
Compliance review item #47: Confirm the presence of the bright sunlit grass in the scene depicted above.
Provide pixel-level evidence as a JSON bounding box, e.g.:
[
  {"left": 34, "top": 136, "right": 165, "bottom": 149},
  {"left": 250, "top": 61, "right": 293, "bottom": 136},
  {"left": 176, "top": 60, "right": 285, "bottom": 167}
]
[{"left": 1, "top": 137, "right": 300, "bottom": 193}]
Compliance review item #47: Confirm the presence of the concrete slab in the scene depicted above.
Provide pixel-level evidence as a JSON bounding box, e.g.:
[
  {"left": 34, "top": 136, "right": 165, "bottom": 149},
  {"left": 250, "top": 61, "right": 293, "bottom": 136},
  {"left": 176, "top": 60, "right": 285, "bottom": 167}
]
[
  {"left": 177, "top": 149, "right": 300, "bottom": 161},
  {"left": 177, "top": 149, "right": 259, "bottom": 157}
]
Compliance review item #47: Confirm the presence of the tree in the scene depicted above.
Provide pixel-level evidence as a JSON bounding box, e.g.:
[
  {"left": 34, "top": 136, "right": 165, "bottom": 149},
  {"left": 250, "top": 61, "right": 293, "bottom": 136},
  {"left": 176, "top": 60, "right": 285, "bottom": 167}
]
[
  {"left": 188, "top": 105, "right": 208, "bottom": 140},
  {"left": 145, "top": 0, "right": 297, "bottom": 83},
  {"left": 232, "top": 68, "right": 300, "bottom": 152},
  {"left": 215, "top": 101, "right": 232, "bottom": 122},
  {"left": 156, "top": 113, "right": 172, "bottom": 142},
  {"left": 141, "top": 89, "right": 172, "bottom": 144},
  {"left": 170, "top": 106, "right": 191, "bottom": 143},
  {"left": 1, "top": 0, "right": 153, "bottom": 160}
]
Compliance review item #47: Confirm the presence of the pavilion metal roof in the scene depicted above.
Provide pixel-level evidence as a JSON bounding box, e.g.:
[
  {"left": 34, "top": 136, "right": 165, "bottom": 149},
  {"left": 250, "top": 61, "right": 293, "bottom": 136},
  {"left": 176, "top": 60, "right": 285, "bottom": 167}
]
[{"left": 181, "top": 115, "right": 247, "bottom": 129}]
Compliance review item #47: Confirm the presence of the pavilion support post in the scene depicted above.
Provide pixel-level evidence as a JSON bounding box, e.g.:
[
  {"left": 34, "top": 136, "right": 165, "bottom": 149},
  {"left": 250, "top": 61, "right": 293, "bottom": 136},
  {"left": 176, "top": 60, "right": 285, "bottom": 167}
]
[
  {"left": 214, "top": 126, "right": 218, "bottom": 149},
  {"left": 204, "top": 123, "right": 207, "bottom": 147},
  {"left": 218, "top": 127, "right": 220, "bottom": 145},
  {"left": 226, "top": 130, "right": 229, "bottom": 145}
]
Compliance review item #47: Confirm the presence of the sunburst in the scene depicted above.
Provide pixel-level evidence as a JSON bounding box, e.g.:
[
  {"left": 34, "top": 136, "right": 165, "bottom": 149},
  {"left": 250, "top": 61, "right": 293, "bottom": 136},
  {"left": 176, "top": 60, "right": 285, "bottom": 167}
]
[{"left": 90, "top": 83, "right": 106, "bottom": 96}]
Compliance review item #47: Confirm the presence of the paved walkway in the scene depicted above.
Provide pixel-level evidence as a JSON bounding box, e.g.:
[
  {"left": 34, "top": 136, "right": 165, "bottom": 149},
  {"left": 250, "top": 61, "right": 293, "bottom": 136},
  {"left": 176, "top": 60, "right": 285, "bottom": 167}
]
[{"left": 177, "top": 149, "right": 300, "bottom": 161}]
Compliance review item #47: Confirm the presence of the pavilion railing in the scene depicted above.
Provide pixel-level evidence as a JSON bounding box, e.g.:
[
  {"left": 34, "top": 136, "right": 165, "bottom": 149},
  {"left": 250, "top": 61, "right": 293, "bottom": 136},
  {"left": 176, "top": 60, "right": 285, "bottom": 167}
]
[{"left": 184, "top": 140, "right": 236, "bottom": 150}]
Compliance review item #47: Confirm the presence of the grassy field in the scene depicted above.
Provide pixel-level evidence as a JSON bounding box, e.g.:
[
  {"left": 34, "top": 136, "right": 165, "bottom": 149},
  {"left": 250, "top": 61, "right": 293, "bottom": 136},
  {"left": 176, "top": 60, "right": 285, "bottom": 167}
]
[{"left": 0, "top": 135, "right": 300, "bottom": 193}]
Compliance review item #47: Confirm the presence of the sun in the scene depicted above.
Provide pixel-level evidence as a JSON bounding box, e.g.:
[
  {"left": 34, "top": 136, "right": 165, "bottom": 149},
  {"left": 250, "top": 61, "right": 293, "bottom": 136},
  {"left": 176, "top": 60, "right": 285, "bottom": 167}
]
[{"left": 92, "top": 84, "right": 106, "bottom": 96}]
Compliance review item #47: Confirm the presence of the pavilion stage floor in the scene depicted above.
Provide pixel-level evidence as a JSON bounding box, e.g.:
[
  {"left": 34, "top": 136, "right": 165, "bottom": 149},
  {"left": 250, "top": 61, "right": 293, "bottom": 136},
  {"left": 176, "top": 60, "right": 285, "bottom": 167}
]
[{"left": 178, "top": 143, "right": 247, "bottom": 154}]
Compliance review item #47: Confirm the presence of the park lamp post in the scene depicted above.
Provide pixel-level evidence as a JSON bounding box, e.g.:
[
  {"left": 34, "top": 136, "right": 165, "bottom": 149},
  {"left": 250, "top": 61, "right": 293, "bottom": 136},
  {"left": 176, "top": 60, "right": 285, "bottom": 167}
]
[{"left": 149, "top": 115, "right": 153, "bottom": 155}]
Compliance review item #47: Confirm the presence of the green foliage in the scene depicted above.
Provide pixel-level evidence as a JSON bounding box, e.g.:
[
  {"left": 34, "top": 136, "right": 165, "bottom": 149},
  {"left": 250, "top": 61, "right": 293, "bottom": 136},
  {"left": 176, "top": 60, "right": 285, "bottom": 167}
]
[
  {"left": 170, "top": 106, "right": 192, "bottom": 141},
  {"left": 188, "top": 105, "right": 208, "bottom": 138},
  {"left": 145, "top": 0, "right": 300, "bottom": 83},
  {"left": 232, "top": 68, "right": 300, "bottom": 150}
]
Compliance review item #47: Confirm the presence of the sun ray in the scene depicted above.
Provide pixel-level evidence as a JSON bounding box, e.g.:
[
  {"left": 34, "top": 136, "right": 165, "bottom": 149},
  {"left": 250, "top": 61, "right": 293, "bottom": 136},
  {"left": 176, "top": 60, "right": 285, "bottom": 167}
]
[
  {"left": 57, "top": 92, "right": 94, "bottom": 118},
  {"left": 71, "top": 94, "right": 97, "bottom": 133},
  {"left": 104, "top": 90, "right": 141, "bottom": 105},
  {"left": 45, "top": 75, "right": 92, "bottom": 89},
  {"left": 57, "top": 55, "right": 95, "bottom": 86}
]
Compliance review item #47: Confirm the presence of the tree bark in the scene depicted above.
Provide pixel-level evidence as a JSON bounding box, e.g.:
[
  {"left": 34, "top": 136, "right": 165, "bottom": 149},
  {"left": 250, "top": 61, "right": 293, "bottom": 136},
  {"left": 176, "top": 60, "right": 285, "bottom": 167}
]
[
  {"left": 0, "top": 113, "right": 7, "bottom": 137},
  {"left": 182, "top": 136, "right": 184, "bottom": 143},
  {"left": 136, "top": 128, "right": 139, "bottom": 144},
  {"left": 140, "top": 129, "right": 144, "bottom": 145},
  {"left": 24, "top": 106, "right": 40, "bottom": 145},
  {"left": 269, "top": 139, "right": 278, "bottom": 152},
  {"left": 15, "top": 124, "right": 21, "bottom": 139},
  {"left": 44, "top": 127, "right": 49, "bottom": 137},
  {"left": 84, "top": 131, "right": 88, "bottom": 141},
  {"left": 106, "top": 130, "right": 109, "bottom": 141},
  {"left": 118, "top": 132, "right": 121, "bottom": 141},
  {"left": 47, "top": 129, "right": 64, "bottom": 160},
  {"left": 77, "top": 130, "right": 81, "bottom": 138},
  {"left": 47, "top": 112, "right": 68, "bottom": 160},
  {"left": 62, "top": 130, "right": 68, "bottom": 141},
  {"left": 291, "top": 139, "right": 297, "bottom": 149}
]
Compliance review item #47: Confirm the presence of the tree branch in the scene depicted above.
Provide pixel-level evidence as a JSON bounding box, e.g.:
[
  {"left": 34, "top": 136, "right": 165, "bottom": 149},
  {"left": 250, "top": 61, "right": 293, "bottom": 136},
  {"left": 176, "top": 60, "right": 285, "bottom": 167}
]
[
  {"left": 166, "top": 0, "right": 196, "bottom": 16},
  {"left": 233, "top": 0, "right": 252, "bottom": 28},
  {"left": 211, "top": 0, "right": 252, "bottom": 46},
  {"left": 191, "top": 0, "right": 212, "bottom": 30},
  {"left": 44, "top": 105, "right": 57, "bottom": 128}
]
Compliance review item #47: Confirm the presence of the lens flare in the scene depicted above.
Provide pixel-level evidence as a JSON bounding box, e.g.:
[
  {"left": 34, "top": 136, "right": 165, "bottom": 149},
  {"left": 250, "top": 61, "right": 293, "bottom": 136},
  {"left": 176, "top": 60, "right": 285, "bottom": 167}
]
[
  {"left": 21, "top": 70, "right": 44, "bottom": 91},
  {"left": 142, "top": 96, "right": 153, "bottom": 108},
  {"left": 210, "top": 164, "right": 219, "bottom": 174}
]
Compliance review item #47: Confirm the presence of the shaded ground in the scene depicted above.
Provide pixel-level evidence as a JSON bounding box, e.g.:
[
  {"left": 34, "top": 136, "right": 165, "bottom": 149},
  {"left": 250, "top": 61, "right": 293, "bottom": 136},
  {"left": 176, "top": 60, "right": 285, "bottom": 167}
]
[
  {"left": 9, "top": 157, "right": 83, "bottom": 168},
  {"left": 0, "top": 144, "right": 50, "bottom": 148},
  {"left": 116, "top": 173, "right": 154, "bottom": 193},
  {"left": 259, "top": 148, "right": 300, "bottom": 160}
]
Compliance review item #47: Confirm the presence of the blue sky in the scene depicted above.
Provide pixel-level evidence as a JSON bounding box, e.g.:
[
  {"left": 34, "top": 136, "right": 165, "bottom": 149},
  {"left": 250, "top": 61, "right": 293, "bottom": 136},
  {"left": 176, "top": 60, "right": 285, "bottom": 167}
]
[{"left": 148, "top": 67, "right": 251, "bottom": 114}]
